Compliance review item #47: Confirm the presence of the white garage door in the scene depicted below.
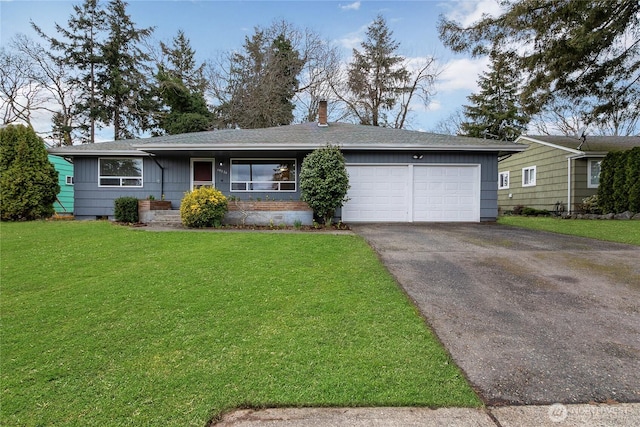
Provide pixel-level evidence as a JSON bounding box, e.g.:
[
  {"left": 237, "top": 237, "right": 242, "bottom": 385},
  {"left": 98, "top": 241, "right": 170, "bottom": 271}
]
[{"left": 342, "top": 165, "right": 480, "bottom": 223}]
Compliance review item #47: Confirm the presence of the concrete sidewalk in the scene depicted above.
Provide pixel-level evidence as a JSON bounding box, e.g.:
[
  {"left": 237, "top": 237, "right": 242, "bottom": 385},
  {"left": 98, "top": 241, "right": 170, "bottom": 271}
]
[{"left": 215, "top": 403, "right": 640, "bottom": 426}]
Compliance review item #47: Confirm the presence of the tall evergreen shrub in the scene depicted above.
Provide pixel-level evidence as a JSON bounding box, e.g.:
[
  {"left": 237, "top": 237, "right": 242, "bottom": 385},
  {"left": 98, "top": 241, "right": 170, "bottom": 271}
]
[
  {"left": 598, "top": 152, "right": 617, "bottom": 214},
  {"left": 0, "top": 125, "right": 59, "bottom": 221},
  {"left": 626, "top": 147, "right": 640, "bottom": 213},
  {"left": 300, "top": 145, "right": 350, "bottom": 225},
  {"left": 612, "top": 151, "right": 629, "bottom": 213}
]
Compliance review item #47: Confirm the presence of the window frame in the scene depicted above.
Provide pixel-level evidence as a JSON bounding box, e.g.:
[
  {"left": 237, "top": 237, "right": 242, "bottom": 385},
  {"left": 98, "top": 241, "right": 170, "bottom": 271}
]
[
  {"left": 230, "top": 158, "right": 297, "bottom": 192},
  {"left": 522, "top": 166, "right": 536, "bottom": 187},
  {"left": 498, "top": 171, "right": 510, "bottom": 190},
  {"left": 587, "top": 159, "right": 601, "bottom": 189},
  {"left": 65, "top": 176, "right": 74, "bottom": 185},
  {"left": 98, "top": 157, "right": 144, "bottom": 188}
]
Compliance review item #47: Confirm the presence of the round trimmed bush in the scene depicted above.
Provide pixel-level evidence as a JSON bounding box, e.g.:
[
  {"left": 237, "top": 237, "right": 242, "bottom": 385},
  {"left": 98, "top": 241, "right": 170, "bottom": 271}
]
[{"left": 180, "top": 187, "right": 228, "bottom": 228}]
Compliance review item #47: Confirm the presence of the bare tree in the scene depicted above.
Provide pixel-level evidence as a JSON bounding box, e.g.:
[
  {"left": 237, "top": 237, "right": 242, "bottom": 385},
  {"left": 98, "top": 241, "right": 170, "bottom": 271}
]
[
  {"left": 0, "top": 46, "right": 43, "bottom": 127},
  {"left": 12, "top": 34, "right": 79, "bottom": 145},
  {"left": 431, "top": 108, "right": 465, "bottom": 135}
]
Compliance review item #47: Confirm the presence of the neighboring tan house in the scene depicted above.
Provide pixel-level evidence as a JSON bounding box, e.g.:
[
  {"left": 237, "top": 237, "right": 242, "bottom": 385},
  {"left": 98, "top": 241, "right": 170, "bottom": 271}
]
[
  {"left": 48, "top": 104, "right": 525, "bottom": 224},
  {"left": 48, "top": 154, "right": 74, "bottom": 214},
  {"left": 497, "top": 135, "right": 640, "bottom": 214}
]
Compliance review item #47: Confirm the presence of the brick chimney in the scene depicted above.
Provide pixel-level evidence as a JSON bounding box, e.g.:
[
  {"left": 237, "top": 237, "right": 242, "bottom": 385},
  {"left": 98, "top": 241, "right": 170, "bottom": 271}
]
[{"left": 318, "top": 99, "right": 328, "bottom": 127}]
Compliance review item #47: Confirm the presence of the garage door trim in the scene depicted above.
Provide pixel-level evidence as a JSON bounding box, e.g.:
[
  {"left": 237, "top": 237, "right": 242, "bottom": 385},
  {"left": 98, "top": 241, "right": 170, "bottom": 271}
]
[{"left": 343, "top": 163, "right": 481, "bottom": 223}]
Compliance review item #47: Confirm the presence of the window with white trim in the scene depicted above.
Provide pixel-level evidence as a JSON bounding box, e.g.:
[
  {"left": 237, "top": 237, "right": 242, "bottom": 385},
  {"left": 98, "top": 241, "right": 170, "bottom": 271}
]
[
  {"left": 65, "top": 176, "right": 74, "bottom": 185},
  {"left": 588, "top": 159, "right": 601, "bottom": 188},
  {"left": 231, "top": 159, "right": 296, "bottom": 192},
  {"left": 498, "top": 171, "right": 510, "bottom": 189},
  {"left": 99, "top": 158, "right": 143, "bottom": 187},
  {"left": 522, "top": 166, "right": 536, "bottom": 187}
]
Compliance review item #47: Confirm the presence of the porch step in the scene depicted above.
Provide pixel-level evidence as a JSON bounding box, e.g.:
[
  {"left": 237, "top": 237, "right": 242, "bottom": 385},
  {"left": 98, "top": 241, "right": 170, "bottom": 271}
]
[{"left": 147, "top": 209, "right": 183, "bottom": 227}]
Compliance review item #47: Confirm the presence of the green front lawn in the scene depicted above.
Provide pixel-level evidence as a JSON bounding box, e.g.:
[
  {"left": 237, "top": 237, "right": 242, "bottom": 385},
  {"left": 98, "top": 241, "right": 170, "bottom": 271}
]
[
  {"left": 498, "top": 216, "right": 640, "bottom": 245},
  {"left": 0, "top": 221, "right": 479, "bottom": 426}
]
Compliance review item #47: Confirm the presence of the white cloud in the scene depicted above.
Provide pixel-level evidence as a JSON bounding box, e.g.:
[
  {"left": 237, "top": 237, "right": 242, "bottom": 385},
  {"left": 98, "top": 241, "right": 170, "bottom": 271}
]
[
  {"left": 437, "top": 57, "right": 489, "bottom": 92},
  {"left": 442, "top": 0, "right": 503, "bottom": 27},
  {"left": 339, "top": 1, "right": 361, "bottom": 11}
]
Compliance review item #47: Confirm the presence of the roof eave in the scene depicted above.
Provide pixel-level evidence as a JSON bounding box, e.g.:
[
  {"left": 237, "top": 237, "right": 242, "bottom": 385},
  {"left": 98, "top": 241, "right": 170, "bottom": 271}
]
[
  {"left": 135, "top": 143, "right": 527, "bottom": 152},
  {"left": 47, "top": 149, "right": 148, "bottom": 156}
]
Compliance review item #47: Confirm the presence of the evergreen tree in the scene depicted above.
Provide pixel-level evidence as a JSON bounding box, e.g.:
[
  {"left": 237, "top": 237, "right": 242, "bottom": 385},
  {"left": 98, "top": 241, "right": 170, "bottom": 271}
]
[
  {"left": 32, "top": 0, "right": 106, "bottom": 143},
  {"left": 460, "top": 50, "right": 529, "bottom": 141},
  {"left": 626, "top": 147, "right": 640, "bottom": 213},
  {"left": 0, "top": 125, "right": 59, "bottom": 221},
  {"left": 98, "top": 0, "right": 155, "bottom": 140},
  {"left": 216, "top": 29, "right": 303, "bottom": 129},
  {"left": 598, "top": 151, "right": 617, "bottom": 213},
  {"left": 155, "top": 69, "right": 212, "bottom": 134},
  {"left": 346, "top": 15, "right": 409, "bottom": 127},
  {"left": 154, "top": 31, "right": 211, "bottom": 134},
  {"left": 300, "top": 145, "right": 350, "bottom": 225},
  {"left": 159, "top": 30, "right": 207, "bottom": 94},
  {"left": 439, "top": 0, "right": 640, "bottom": 123}
]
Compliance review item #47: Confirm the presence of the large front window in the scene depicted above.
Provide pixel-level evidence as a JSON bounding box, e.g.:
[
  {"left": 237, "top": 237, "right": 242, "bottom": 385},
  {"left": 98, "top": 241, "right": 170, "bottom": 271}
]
[
  {"left": 231, "top": 159, "right": 296, "bottom": 192},
  {"left": 99, "top": 158, "right": 143, "bottom": 187}
]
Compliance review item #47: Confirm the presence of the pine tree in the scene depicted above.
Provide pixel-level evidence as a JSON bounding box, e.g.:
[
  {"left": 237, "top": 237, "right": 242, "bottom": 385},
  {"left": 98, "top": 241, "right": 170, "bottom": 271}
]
[
  {"left": 216, "top": 29, "right": 303, "bottom": 129},
  {"left": 154, "top": 31, "right": 211, "bottom": 134},
  {"left": 460, "top": 50, "right": 529, "bottom": 141},
  {"left": 98, "top": 0, "right": 155, "bottom": 140},
  {"left": 345, "top": 15, "right": 410, "bottom": 127},
  {"left": 32, "top": 0, "right": 106, "bottom": 143},
  {"left": 439, "top": 0, "right": 640, "bottom": 123},
  {"left": 159, "top": 30, "right": 207, "bottom": 94}
]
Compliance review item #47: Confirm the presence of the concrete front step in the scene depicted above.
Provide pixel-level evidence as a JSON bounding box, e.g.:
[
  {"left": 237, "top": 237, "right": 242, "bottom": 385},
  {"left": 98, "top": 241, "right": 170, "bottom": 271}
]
[{"left": 147, "top": 209, "right": 182, "bottom": 226}]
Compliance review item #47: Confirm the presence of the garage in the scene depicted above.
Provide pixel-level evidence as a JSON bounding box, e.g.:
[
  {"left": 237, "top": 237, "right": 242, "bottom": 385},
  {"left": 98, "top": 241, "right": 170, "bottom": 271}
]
[{"left": 342, "top": 164, "right": 481, "bottom": 222}]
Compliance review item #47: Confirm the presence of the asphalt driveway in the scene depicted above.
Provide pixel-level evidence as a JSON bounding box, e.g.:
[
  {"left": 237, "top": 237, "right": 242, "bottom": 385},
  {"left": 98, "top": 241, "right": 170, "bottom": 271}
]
[{"left": 352, "top": 223, "right": 640, "bottom": 406}]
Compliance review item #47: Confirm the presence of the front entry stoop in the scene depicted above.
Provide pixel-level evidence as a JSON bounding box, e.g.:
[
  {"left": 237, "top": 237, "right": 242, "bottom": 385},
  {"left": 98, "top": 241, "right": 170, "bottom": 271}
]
[{"left": 147, "top": 209, "right": 182, "bottom": 227}]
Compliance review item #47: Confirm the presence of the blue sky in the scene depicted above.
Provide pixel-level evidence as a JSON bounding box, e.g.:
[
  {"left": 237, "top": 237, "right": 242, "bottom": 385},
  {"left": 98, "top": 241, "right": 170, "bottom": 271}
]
[{"left": 1, "top": 0, "right": 501, "bottom": 139}]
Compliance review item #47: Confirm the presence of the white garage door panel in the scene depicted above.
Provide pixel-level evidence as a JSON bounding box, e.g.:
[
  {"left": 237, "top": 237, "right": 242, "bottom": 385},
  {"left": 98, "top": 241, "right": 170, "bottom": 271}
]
[
  {"left": 343, "top": 165, "right": 480, "bottom": 223},
  {"left": 413, "top": 165, "right": 479, "bottom": 222},
  {"left": 342, "top": 166, "right": 409, "bottom": 222}
]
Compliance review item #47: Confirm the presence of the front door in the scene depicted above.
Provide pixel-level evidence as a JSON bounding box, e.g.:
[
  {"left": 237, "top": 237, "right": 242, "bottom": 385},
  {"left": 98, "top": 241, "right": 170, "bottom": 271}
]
[{"left": 191, "top": 158, "right": 215, "bottom": 189}]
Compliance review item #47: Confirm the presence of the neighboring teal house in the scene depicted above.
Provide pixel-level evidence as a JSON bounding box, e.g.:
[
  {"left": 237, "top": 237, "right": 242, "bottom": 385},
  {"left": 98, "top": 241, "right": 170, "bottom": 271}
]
[{"left": 48, "top": 155, "right": 74, "bottom": 214}]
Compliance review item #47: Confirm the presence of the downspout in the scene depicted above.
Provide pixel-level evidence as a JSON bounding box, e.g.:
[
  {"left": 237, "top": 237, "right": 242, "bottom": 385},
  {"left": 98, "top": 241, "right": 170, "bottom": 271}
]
[
  {"left": 567, "top": 158, "right": 572, "bottom": 214},
  {"left": 150, "top": 156, "right": 165, "bottom": 198}
]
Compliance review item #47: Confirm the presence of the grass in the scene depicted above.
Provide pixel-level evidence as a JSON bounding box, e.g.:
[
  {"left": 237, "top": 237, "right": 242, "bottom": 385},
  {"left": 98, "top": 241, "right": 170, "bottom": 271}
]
[
  {"left": 0, "top": 221, "right": 480, "bottom": 426},
  {"left": 498, "top": 216, "right": 640, "bottom": 245}
]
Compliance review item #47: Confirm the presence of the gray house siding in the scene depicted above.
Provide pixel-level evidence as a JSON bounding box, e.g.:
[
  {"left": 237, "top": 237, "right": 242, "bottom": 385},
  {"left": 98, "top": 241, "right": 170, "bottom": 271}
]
[
  {"left": 74, "top": 153, "right": 309, "bottom": 219},
  {"left": 74, "top": 150, "right": 500, "bottom": 221}
]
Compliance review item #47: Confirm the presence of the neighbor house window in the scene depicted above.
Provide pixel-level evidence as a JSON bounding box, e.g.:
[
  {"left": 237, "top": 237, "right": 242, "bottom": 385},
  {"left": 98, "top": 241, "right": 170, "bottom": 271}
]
[
  {"left": 498, "top": 171, "right": 510, "bottom": 189},
  {"left": 522, "top": 166, "right": 536, "bottom": 187},
  {"left": 588, "top": 159, "right": 601, "bottom": 188},
  {"left": 99, "top": 158, "right": 143, "bottom": 187},
  {"left": 231, "top": 159, "right": 296, "bottom": 192},
  {"left": 66, "top": 176, "right": 74, "bottom": 185}
]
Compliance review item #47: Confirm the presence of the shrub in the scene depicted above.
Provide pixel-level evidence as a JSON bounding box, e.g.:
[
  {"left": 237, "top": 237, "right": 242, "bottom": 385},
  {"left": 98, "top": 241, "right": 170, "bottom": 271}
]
[
  {"left": 299, "top": 145, "right": 350, "bottom": 225},
  {"left": 521, "top": 207, "right": 550, "bottom": 216},
  {"left": 114, "top": 197, "right": 139, "bottom": 223},
  {"left": 512, "top": 205, "right": 525, "bottom": 215},
  {"left": 599, "top": 148, "right": 640, "bottom": 214},
  {"left": 180, "top": 187, "right": 228, "bottom": 228},
  {"left": 626, "top": 147, "right": 640, "bottom": 213},
  {"left": 0, "top": 125, "right": 59, "bottom": 221},
  {"left": 578, "top": 194, "right": 601, "bottom": 214}
]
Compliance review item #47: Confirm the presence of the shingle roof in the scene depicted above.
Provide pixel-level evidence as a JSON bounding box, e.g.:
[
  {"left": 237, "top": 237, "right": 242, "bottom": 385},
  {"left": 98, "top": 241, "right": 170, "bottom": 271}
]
[
  {"left": 48, "top": 122, "right": 526, "bottom": 156},
  {"left": 519, "top": 135, "right": 640, "bottom": 153}
]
